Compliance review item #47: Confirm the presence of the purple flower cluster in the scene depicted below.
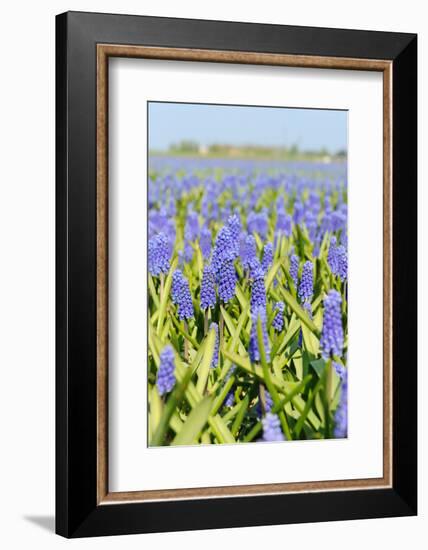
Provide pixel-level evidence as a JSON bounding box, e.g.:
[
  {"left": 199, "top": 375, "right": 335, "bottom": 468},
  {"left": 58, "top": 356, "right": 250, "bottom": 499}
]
[
  {"left": 211, "top": 225, "right": 238, "bottom": 303},
  {"left": 199, "top": 225, "right": 212, "bottom": 259},
  {"left": 210, "top": 322, "right": 219, "bottom": 368},
  {"left": 261, "top": 413, "right": 284, "bottom": 442},
  {"left": 272, "top": 301, "right": 285, "bottom": 331},
  {"left": 211, "top": 226, "right": 235, "bottom": 275},
  {"left": 276, "top": 206, "right": 292, "bottom": 237},
  {"left": 224, "top": 365, "right": 237, "bottom": 407},
  {"left": 171, "top": 270, "right": 194, "bottom": 320},
  {"left": 241, "top": 233, "right": 257, "bottom": 271},
  {"left": 217, "top": 259, "right": 237, "bottom": 303},
  {"left": 200, "top": 265, "right": 216, "bottom": 310},
  {"left": 320, "top": 290, "right": 344, "bottom": 359},
  {"left": 227, "top": 213, "right": 241, "bottom": 255},
  {"left": 334, "top": 369, "right": 348, "bottom": 438},
  {"left": 247, "top": 209, "right": 268, "bottom": 240},
  {"left": 327, "top": 236, "right": 338, "bottom": 273},
  {"left": 336, "top": 245, "right": 348, "bottom": 281},
  {"left": 298, "top": 260, "right": 313, "bottom": 302},
  {"left": 157, "top": 345, "right": 176, "bottom": 396},
  {"left": 250, "top": 266, "right": 267, "bottom": 310},
  {"left": 249, "top": 306, "right": 270, "bottom": 363},
  {"left": 261, "top": 242, "right": 273, "bottom": 274},
  {"left": 148, "top": 232, "right": 170, "bottom": 276},
  {"left": 289, "top": 254, "right": 299, "bottom": 288},
  {"left": 328, "top": 236, "right": 348, "bottom": 281}
]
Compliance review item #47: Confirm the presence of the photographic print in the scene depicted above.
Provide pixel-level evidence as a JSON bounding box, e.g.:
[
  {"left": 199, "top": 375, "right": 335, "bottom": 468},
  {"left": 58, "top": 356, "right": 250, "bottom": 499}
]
[{"left": 148, "top": 101, "right": 348, "bottom": 447}]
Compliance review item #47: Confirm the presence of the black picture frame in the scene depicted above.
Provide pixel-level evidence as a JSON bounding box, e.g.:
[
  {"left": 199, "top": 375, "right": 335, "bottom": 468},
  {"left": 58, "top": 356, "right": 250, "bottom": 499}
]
[{"left": 56, "top": 10, "right": 417, "bottom": 538}]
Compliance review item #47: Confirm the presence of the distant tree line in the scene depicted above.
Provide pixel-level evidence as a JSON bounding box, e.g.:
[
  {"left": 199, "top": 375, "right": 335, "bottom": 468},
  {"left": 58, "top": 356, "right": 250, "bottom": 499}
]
[{"left": 163, "top": 140, "right": 347, "bottom": 161}]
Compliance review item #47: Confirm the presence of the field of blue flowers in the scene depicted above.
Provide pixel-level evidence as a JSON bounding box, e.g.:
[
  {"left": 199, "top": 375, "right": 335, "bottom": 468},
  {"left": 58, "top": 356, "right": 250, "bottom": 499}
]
[{"left": 148, "top": 157, "right": 348, "bottom": 446}]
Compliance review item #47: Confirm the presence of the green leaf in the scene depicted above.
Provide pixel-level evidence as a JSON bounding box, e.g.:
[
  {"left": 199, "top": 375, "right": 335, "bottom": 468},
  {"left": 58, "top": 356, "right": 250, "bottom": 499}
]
[
  {"left": 196, "top": 327, "right": 216, "bottom": 394},
  {"left": 148, "top": 275, "right": 160, "bottom": 309},
  {"left": 209, "top": 415, "right": 235, "bottom": 444},
  {"left": 172, "top": 396, "right": 213, "bottom": 445},
  {"left": 231, "top": 395, "right": 249, "bottom": 437},
  {"left": 266, "top": 260, "right": 282, "bottom": 290},
  {"left": 279, "top": 288, "right": 320, "bottom": 336},
  {"left": 149, "top": 386, "right": 163, "bottom": 437},
  {"left": 301, "top": 320, "right": 320, "bottom": 356},
  {"left": 150, "top": 354, "right": 196, "bottom": 446},
  {"left": 156, "top": 258, "right": 178, "bottom": 334},
  {"left": 256, "top": 317, "right": 292, "bottom": 440},
  {"left": 294, "top": 380, "right": 322, "bottom": 438},
  {"left": 310, "top": 358, "right": 326, "bottom": 378},
  {"left": 211, "top": 375, "right": 235, "bottom": 416}
]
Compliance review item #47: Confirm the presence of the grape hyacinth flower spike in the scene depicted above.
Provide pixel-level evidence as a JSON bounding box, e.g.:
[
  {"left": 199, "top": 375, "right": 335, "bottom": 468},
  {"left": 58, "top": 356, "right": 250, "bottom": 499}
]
[
  {"left": 171, "top": 269, "right": 194, "bottom": 321},
  {"left": 260, "top": 413, "right": 284, "bottom": 442},
  {"left": 249, "top": 305, "right": 270, "bottom": 363},
  {"left": 199, "top": 225, "right": 212, "bottom": 259},
  {"left": 250, "top": 266, "right": 267, "bottom": 310},
  {"left": 320, "top": 290, "right": 344, "bottom": 359},
  {"left": 298, "top": 260, "right": 313, "bottom": 302},
  {"left": 336, "top": 245, "right": 348, "bottom": 281},
  {"left": 212, "top": 225, "right": 237, "bottom": 303},
  {"left": 289, "top": 254, "right": 299, "bottom": 288},
  {"left": 157, "top": 345, "right": 176, "bottom": 396},
  {"left": 272, "top": 301, "right": 285, "bottom": 331},
  {"left": 327, "top": 235, "right": 338, "bottom": 275},
  {"left": 241, "top": 233, "right": 257, "bottom": 271},
  {"left": 200, "top": 264, "right": 216, "bottom": 311},
  {"left": 227, "top": 213, "right": 241, "bottom": 255},
  {"left": 210, "top": 322, "right": 219, "bottom": 369},
  {"left": 148, "top": 232, "right": 170, "bottom": 276},
  {"left": 217, "top": 259, "right": 237, "bottom": 303},
  {"left": 334, "top": 369, "right": 348, "bottom": 438},
  {"left": 261, "top": 242, "right": 273, "bottom": 274}
]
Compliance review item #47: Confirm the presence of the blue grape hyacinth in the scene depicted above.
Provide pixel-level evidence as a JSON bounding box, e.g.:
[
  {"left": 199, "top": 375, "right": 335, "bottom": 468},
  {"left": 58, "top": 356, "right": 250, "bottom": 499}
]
[
  {"left": 261, "top": 242, "right": 273, "bottom": 274},
  {"left": 199, "top": 225, "right": 212, "bottom": 259},
  {"left": 171, "top": 269, "right": 194, "bottom": 320},
  {"left": 328, "top": 235, "right": 338, "bottom": 275},
  {"left": 241, "top": 233, "right": 257, "bottom": 271},
  {"left": 217, "top": 259, "right": 237, "bottom": 303},
  {"left": 249, "top": 306, "right": 270, "bottom": 363},
  {"left": 212, "top": 225, "right": 236, "bottom": 276},
  {"left": 223, "top": 365, "right": 237, "bottom": 407},
  {"left": 334, "top": 369, "right": 348, "bottom": 438},
  {"left": 148, "top": 232, "right": 170, "bottom": 276},
  {"left": 157, "top": 345, "right": 176, "bottom": 396},
  {"left": 256, "top": 387, "right": 274, "bottom": 417},
  {"left": 298, "top": 260, "right": 313, "bottom": 302},
  {"left": 261, "top": 413, "right": 284, "bottom": 442},
  {"left": 227, "top": 213, "right": 241, "bottom": 255},
  {"left": 250, "top": 266, "right": 267, "bottom": 310},
  {"left": 200, "top": 265, "right": 216, "bottom": 310},
  {"left": 272, "top": 301, "right": 285, "bottom": 331},
  {"left": 337, "top": 245, "right": 348, "bottom": 281},
  {"left": 210, "top": 322, "right": 219, "bottom": 369},
  {"left": 320, "top": 290, "right": 344, "bottom": 359},
  {"left": 289, "top": 254, "right": 299, "bottom": 288}
]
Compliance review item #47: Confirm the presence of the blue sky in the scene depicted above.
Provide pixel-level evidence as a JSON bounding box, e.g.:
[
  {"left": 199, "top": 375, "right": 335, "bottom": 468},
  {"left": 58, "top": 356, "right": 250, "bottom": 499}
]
[{"left": 148, "top": 102, "right": 347, "bottom": 153}]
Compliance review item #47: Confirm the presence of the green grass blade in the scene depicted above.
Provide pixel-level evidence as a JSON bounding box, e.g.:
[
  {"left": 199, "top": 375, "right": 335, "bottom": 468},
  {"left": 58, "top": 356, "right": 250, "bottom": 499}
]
[
  {"left": 256, "top": 317, "right": 292, "bottom": 441},
  {"left": 231, "top": 395, "right": 249, "bottom": 437},
  {"left": 156, "top": 258, "right": 178, "bottom": 334},
  {"left": 172, "top": 396, "right": 213, "bottom": 445},
  {"left": 279, "top": 288, "right": 320, "bottom": 336},
  {"left": 196, "top": 327, "right": 216, "bottom": 394}
]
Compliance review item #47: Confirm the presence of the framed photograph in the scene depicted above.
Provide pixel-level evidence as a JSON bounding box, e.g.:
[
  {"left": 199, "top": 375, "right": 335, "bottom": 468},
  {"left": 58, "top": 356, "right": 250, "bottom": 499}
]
[{"left": 56, "top": 11, "right": 417, "bottom": 538}]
